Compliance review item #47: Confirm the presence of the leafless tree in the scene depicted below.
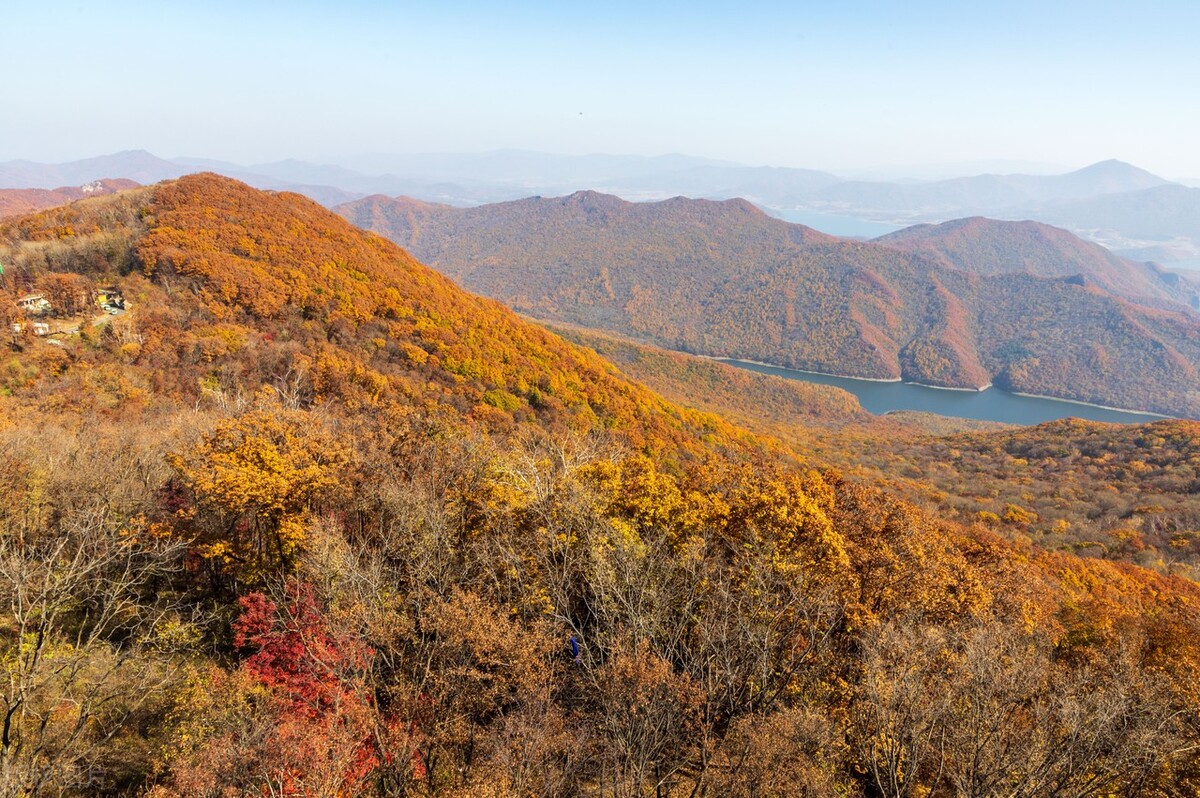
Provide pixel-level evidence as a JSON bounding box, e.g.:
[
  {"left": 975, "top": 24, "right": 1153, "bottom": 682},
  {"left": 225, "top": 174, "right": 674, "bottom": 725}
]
[
  {"left": 854, "top": 614, "right": 1196, "bottom": 798},
  {"left": 0, "top": 509, "right": 186, "bottom": 796}
]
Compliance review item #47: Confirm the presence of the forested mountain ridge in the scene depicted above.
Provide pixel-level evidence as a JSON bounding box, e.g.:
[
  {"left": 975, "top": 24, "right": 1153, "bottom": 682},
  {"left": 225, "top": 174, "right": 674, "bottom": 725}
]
[
  {"left": 9, "top": 151, "right": 1196, "bottom": 266},
  {"left": 338, "top": 190, "right": 1200, "bottom": 417},
  {"left": 3, "top": 174, "right": 1200, "bottom": 796},
  {"left": 873, "top": 215, "right": 1193, "bottom": 306},
  {"left": 0, "top": 174, "right": 770, "bottom": 463}
]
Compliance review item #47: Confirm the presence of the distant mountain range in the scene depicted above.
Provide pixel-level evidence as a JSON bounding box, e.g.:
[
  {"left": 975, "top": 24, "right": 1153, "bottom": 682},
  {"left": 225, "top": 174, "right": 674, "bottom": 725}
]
[
  {"left": 0, "top": 151, "right": 186, "bottom": 188},
  {"left": 0, "top": 151, "right": 365, "bottom": 208},
  {"left": 3, "top": 150, "right": 1198, "bottom": 264},
  {"left": 0, "top": 178, "right": 140, "bottom": 219},
  {"left": 807, "top": 160, "right": 1170, "bottom": 219},
  {"left": 337, "top": 190, "right": 1200, "bottom": 418},
  {"left": 1032, "top": 184, "right": 1200, "bottom": 261}
]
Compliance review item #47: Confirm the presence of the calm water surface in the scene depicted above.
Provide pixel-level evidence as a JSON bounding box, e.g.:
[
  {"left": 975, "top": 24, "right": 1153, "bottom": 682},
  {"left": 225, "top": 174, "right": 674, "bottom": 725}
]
[
  {"left": 767, "top": 209, "right": 903, "bottom": 238},
  {"left": 716, "top": 359, "right": 1169, "bottom": 426}
]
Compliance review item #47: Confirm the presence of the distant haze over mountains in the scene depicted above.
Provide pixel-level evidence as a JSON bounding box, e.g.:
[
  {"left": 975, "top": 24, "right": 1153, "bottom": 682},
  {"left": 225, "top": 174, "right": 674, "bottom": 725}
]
[
  {"left": 809, "top": 160, "right": 1170, "bottom": 219},
  {"left": 1032, "top": 185, "right": 1200, "bottom": 265},
  {"left": 2, "top": 150, "right": 1199, "bottom": 266},
  {"left": 833, "top": 160, "right": 1072, "bottom": 181}
]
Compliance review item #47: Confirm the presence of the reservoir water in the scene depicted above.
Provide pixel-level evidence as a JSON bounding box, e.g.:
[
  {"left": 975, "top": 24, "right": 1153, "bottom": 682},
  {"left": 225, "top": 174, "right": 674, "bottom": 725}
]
[
  {"left": 715, "top": 359, "right": 1168, "bottom": 426},
  {"left": 767, "top": 209, "right": 904, "bottom": 238}
]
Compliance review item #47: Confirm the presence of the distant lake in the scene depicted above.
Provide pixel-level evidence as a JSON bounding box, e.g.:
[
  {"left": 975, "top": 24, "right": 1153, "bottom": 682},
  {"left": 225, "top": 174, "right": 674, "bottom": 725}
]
[
  {"left": 716, "top": 359, "right": 1168, "bottom": 426},
  {"left": 767, "top": 209, "right": 903, "bottom": 238}
]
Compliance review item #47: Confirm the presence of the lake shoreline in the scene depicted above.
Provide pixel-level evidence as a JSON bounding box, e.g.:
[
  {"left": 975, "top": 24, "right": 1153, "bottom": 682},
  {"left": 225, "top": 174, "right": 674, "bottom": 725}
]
[
  {"left": 712, "top": 356, "right": 996, "bottom": 393},
  {"left": 707, "top": 356, "right": 902, "bottom": 383},
  {"left": 709, "top": 355, "right": 1172, "bottom": 424},
  {"left": 1008, "top": 391, "right": 1168, "bottom": 419},
  {"left": 904, "top": 380, "right": 994, "bottom": 393}
]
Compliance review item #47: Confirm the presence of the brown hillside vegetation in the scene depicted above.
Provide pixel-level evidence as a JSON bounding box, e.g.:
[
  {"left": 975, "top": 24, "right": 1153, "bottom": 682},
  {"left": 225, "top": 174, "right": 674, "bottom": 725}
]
[
  {"left": 2, "top": 175, "right": 1200, "bottom": 796},
  {"left": 559, "top": 326, "right": 1200, "bottom": 576},
  {"left": 555, "top": 326, "right": 1200, "bottom": 580},
  {"left": 339, "top": 191, "right": 1200, "bottom": 417},
  {"left": 837, "top": 416, "right": 1200, "bottom": 579},
  {"left": 549, "top": 322, "right": 869, "bottom": 429},
  {"left": 874, "top": 215, "right": 1191, "bottom": 306}
]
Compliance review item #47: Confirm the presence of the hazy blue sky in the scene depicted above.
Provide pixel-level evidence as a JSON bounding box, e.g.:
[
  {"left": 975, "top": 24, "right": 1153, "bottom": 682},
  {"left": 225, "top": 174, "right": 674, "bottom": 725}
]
[{"left": 6, "top": 0, "right": 1199, "bottom": 176}]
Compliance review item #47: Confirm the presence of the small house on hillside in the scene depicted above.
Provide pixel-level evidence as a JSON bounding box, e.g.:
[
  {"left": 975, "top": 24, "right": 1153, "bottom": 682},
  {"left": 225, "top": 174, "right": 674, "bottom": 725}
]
[
  {"left": 11, "top": 321, "right": 51, "bottom": 336},
  {"left": 96, "top": 287, "right": 125, "bottom": 314},
  {"left": 17, "top": 294, "right": 51, "bottom": 315}
]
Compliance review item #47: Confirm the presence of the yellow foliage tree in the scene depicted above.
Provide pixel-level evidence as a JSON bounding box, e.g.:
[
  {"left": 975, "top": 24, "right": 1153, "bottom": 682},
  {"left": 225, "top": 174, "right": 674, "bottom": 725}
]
[{"left": 170, "top": 409, "right": 350, "bottom": 581}]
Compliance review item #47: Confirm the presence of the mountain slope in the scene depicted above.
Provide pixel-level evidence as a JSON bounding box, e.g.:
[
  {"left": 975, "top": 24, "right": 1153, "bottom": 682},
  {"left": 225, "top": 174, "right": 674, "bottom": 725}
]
[
  {"left": 338, "top": 191, "right": 1200, "bottom": 417},
  {"left": 0, "top": 174, "right": 772, "bottom": 463},
  {"left": 554, "top": 326, "right": 1200, "bottom": 580},
  {"left": 862, "top": 417, "right": 1200, "bottom": 577},
  {"left": 874, "top": 216, "right": 1190, "bottom": 304},
  {"left": 549, "top": 323, "right": 869, "bottom": 430}
]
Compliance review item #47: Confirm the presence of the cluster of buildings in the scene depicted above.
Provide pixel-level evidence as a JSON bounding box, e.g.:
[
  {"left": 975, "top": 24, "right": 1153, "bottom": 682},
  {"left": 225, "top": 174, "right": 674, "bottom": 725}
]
[{"left": 10, "top": 287, "right": 125, "bottom": 337}]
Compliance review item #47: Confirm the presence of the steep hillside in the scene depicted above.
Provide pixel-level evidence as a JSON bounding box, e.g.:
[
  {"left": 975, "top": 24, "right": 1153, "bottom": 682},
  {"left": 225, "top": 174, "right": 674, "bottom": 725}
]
[
  {"left": 4, "top": 175, "right": 1200, "bottom": 797},
  {"left": 0, "top": 178, "right": 139, "bottom": 219},
  {"left": 874, "top": 216, "right": 1188, "bottom": 304},
  {"left": 0, "top": 174, "right": 767, "bottom": 464},
  {"left": 338, "top": 191, "right": 1200, "bottom": 417}
]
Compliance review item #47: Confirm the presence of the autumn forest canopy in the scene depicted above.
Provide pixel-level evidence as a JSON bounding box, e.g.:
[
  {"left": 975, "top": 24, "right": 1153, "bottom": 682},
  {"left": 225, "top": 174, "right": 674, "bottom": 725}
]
[{"left": 2, "top": 174, "right": 1200, "bottom": 797}]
